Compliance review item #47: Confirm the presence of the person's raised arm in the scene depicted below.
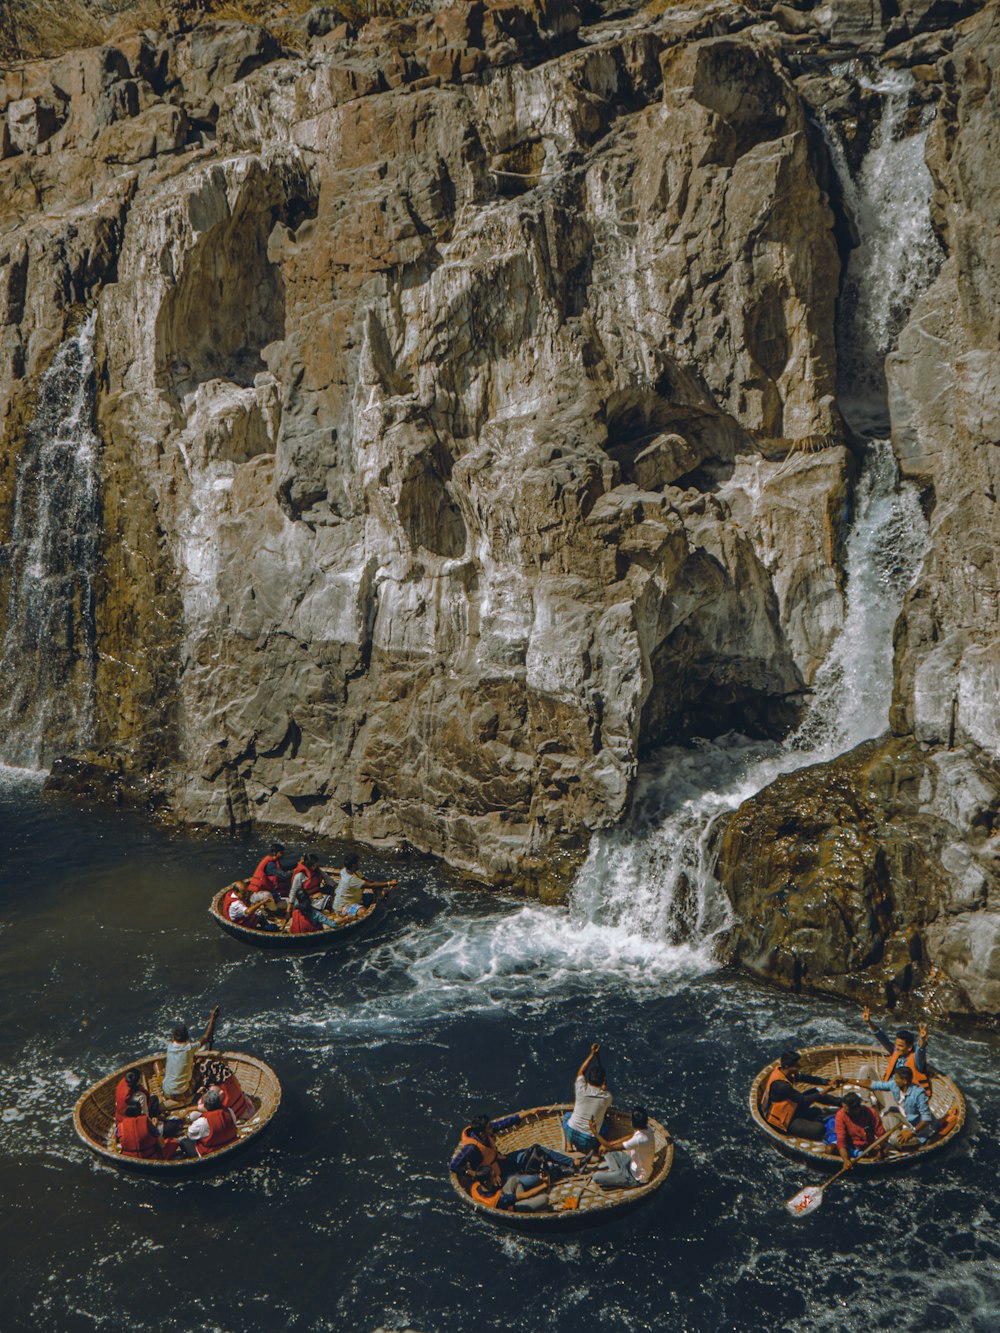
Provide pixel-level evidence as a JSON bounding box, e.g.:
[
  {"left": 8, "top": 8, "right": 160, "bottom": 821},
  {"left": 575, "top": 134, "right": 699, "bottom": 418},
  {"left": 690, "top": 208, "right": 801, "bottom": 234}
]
[
  {"left": 914, "top": 1023, "right": 929, "bottom": 1073},
  {"left": 577, "top": 1042, "right": 600, "bottom": 1083},
  {"left": 200, "top": 1006, "right": 220, "bottom": 1049},
  {"left": 863, "top": 1005, "right": 892, "bottom": 1054}
]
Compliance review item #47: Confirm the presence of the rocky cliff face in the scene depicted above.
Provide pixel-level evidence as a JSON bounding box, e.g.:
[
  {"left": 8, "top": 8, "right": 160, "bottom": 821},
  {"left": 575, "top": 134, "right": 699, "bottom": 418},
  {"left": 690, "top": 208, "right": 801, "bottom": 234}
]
[{"left": 1, "top": 0, "right": 998, "bottom": 1007}]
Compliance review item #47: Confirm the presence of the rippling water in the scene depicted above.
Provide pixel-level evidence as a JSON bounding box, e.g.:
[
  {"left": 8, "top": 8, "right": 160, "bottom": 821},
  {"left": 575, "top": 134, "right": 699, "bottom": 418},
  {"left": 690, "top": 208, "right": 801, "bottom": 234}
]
[{"left": 2, "top": 771, "right": 998, "bottom": 1332}]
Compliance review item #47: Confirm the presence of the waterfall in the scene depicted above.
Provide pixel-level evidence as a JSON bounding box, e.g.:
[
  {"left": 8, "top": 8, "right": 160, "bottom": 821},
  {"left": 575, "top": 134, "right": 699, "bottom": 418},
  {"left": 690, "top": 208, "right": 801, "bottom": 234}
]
[
  {"left": 568, "top": 70, "right": 938, "bottom": 961},
  {"left": 0, "top": 313, "right": 102, "bottom": 770}
]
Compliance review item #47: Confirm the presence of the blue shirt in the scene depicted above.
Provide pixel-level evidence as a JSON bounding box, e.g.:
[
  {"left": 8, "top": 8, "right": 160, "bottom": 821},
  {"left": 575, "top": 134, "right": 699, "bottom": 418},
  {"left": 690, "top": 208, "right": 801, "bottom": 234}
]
[{"left": 871, "top": 1080, "right": 933, "bottom": 1129}]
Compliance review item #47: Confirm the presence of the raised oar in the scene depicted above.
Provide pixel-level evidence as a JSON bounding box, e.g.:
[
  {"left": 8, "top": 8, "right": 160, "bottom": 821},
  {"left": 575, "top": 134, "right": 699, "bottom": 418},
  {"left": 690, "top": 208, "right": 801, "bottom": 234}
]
[{"left": 785, "top": 1127, "right": 895, "bottom": 1218}]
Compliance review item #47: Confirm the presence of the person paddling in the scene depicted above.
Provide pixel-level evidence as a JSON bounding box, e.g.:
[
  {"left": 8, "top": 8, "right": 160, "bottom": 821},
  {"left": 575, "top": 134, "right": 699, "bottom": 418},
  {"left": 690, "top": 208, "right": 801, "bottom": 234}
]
[
  {"left": 833, "top": 1091, "right": 885, "bottom": 1169},
  {"left": 161, "top": 1006, "right": 219, "bottom": 1103},
  {"left": 329, "top": 853, "right": 398, "bottom": 918},
  {"left": 563, "top": 1042, "right": 612, "bottom": 1153}
]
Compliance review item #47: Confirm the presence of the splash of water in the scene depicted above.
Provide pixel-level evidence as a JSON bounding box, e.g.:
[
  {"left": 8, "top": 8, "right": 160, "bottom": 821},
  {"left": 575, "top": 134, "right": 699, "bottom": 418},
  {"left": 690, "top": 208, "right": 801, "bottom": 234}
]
[{"left": 0, "top": 313, "right": 101, "bottom": 770}]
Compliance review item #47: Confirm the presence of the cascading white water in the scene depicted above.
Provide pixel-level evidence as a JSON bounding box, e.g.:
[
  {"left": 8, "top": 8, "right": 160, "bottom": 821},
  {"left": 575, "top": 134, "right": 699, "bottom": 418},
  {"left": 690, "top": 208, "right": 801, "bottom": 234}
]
[{"left": 0, "top": 313, "right": 101, "bottom": 770}]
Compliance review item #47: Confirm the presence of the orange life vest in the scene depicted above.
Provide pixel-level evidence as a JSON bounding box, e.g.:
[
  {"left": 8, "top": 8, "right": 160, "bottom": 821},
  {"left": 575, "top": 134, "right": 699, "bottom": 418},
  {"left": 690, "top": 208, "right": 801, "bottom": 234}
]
[
  {"left": 115, "top": 1078, "right": 146, "bottom": 1123},
  {"left": 885, "top": 1048, "right": 932, "bottom": 1095},
  {"left": 248, "top": 855, "right": 283, "bottom": 895},
  {"left": 293, "top": 860, "right": 323, "bottom": 895},
  {"left": 196, "top": 1108, "right": 239, "bottom": 1156},
  {"left": 459, "top": 1126, "right": 499, "bottom": 1170},
  {"left": 289, "top": 908, "right": 319, "bottom": 934},
  {"left": 118, "top": 1115, "right": 160, "bottom": 1158},
  {"left": 763, "top": 1066, "right": 797, "bottom": 1132},
  {"left": 471, "top": 1181, "right": 502, "bottom": 1207},
  {"left": 220, "top": 1073, "right": 253, "bottom": 1121}
]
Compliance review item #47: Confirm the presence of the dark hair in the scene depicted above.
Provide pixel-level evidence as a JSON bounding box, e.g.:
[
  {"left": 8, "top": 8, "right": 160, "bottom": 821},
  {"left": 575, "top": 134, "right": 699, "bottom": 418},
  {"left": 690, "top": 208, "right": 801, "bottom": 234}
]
[
  {"left": 779, "top": 1050, "right": 800, "bottom": 1068},
  {"left": 269, "top": 843, "right": 285, "bottom": 856},
  {"left": 587, "top": 1062, "right": 606, "bottom": 1088},
  {"left": 202, "top": 1089, "right": 223, "bottom": 1110},
  {"left": 303, "top": 852, "right": 319, "bottom": 868},
  {"left": 469, "top": 1114, "right": 491, "bottom": 1137},
  {"left": 842, "top": 1091, "right": 862, "bottom": 1109},
  {"left": 172, "top": 1023, "right": 189, "bottom": 1043},
  {"left": 124, "top": 1069, "right": 141, "bottom": 1088},
  {"left": 896, "top": 1029, "right": 915, "bottom": 1047},
  {"left": 343, "top": 853, "right": 360, "bottom": 871},
  {"left": 124, "top": 1097, "right": 143, "bottom": 1118},
  {"left": 893, "top": 1066, "right": 914, "bottom": 1083},
  {"left": 631, "top": 1106, "right": 648, "bottom": 1129}
]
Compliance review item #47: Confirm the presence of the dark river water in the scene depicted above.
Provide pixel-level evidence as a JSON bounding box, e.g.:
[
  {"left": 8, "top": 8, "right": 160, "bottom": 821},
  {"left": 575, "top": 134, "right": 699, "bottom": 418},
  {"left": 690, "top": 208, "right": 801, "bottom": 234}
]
[{"left": 1, "top": 767, "right": 998, "bottom": 1333}]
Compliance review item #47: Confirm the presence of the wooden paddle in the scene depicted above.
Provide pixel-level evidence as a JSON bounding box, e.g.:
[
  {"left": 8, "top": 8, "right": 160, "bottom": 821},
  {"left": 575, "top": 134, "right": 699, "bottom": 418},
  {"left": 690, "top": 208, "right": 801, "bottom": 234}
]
[{"left": 785, "top": 1126, "right": 895, "bottom": 1217}]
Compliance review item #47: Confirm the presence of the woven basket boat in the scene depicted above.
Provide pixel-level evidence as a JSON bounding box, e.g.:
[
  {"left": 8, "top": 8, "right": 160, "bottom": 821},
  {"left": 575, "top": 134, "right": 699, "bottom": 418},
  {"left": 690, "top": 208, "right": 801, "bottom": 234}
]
[
  {"left": 208, "top": 882, "right": 389, "bottom": 950},
  {"left": 73, "top": 1050, "right": 281, "bottom": 1173},
  {"left": 448, "top": 1104, "right": 674, "bottom": 1230},
  {"left": 749, "top": 1043, "right": 966, "bottom": 1170}
]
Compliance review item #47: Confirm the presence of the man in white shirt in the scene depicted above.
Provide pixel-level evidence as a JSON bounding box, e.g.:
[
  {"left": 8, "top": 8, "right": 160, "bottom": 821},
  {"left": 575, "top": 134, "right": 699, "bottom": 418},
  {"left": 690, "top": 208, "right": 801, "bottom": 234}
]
[
  {"left": 564, "top": 1042, "right": 613, "bottom": 1153},
  {"left": 592, "top": 1106, "right": 657, "bottom": 1189},
  {"left": 330, "top": 852, "right": 398, "bottom": 917}
]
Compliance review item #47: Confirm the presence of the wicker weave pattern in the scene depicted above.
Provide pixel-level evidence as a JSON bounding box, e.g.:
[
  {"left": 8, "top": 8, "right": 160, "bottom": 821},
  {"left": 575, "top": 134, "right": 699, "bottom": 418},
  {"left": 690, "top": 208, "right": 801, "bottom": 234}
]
[
  {"left": 74, "top": 1051, "right": 281, "bottom": 1172},
  {"left": 449, "top": 1104, "right": 674, "bottom": 1227},
  {"left": 748, "top": 1043, "right": 966, "bottom": 1169},
  {"left": 208, "top": 886, "right": 386, "bottom": 950}
]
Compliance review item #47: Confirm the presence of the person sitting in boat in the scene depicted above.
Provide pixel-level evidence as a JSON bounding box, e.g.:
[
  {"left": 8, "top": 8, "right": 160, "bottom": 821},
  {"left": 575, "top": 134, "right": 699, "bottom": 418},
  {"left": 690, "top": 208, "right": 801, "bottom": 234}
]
[
  {"left": 290, "top": 853, "right": 334, "bottom": 909},
  {"left": 854, "top": 1065, "right": 935, "bottom": 1148},
  {"left": 247, "top": 843, "right": 291, "bottom": 904},
  {"left": 762, "top": 1051, "right": 842, "bottom": 1140},
  {"left": 470, "top": 1170, "right": 552, "bottom": 1213},
  {"left": 563, "top": 1042, "right": 612, "bottom": 1154},
  {"left": 286, "top": 858, "right": 335, "bottom": 934},
  {"left": 861, "top": 1008, "right": 932, "bottom": 1099},
  {"left": 114, "top": 1068, "right": 160, "bottom": 1124},
  {"left": 116, "top": 1097, "right": 178, "bottom": 1161},
  {"left": 200, "top": 1058, "right": 256, "bottom": 1122},
  {"left": 221, "top": 882, "right": 279, "bottom": 932},
  {"left": 450, "top": 1112, "right": 574, "bottom": 1185},
  {"left": 161, "top": 1007, "right": 219, "bottom": 1103},
  {"left": 331, "top": 852, "right": 398, "bottom": 919},
  {"left": 832, "top": 1091, "right": 885, "bottom": 1168},
  {"left": 178, "top": 1088, "right": 239, "bottom": 1158},
  {"left": 592, "top": 1105, "right": 656, "bottom": 1190}
]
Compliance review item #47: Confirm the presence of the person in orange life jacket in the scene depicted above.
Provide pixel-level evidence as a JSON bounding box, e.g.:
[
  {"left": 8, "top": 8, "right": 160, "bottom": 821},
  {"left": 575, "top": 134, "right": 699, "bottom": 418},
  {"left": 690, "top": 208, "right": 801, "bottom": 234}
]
[
  {"left": 286, "top": 858, "right": 334, "bottom": 934},
  {"left": 860, "top": 1008, "right": 931, "bottom": 1118},
  {"left": 178, "top": 1088, "right": 239, "bottom": 1158},
  {"left": 331, "top": 852, "right": 398, "bottom": 918},
  {"left": 247, "top": 843, "right": 291, "bottom": 905},
  {"left": 114, "top": 1068, "right": 160, "bottom": 1124},
  {"left": 763, "top": 1050, "right": 842, "bottom": 1140},
  {"left": 290, "top": 853, "right": 334, "bottom": 909},
  {"left": 221, "top": 882, "right": 279, "bottom": 932},
  {"left": 592, "top": 1105, "right": 659, "bottom": 1189},
  {"left": 450, "top": 1112, "right": 575, "bottom": 1184},
  {"left": 471, "top": 1169, "right": 552, "bottom": 1213},
  {"left": 161, "top": 1007, "right": 219, "bottom": 1101},
  {"left": 200, "top": 1058, "right": 256, "bottom": 1122},
  {"left": 854, "top": 1065, "right": 935, "bottom": 1147},
  {"left": 116, "top": 1097, "right": 178, "bottom": 1160},
  {"left": 833, "top": 1092, "right": 885, "bottom": 1169},
  {"left": 563, "top": 1042, "right": 613, "bottom": 1154}
]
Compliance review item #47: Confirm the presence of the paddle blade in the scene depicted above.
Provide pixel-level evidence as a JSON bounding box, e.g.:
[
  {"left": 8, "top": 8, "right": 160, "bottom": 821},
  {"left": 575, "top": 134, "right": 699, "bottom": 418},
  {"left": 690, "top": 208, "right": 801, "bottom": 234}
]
[{"left": 786, "top": 1185, "right": 824, "bottom": 1218}]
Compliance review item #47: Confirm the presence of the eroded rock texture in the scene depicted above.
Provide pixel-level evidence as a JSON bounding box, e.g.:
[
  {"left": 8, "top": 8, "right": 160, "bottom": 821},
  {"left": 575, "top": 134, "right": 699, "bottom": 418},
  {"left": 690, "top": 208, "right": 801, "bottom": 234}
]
[{"left": 1, "top": 0, "right": 998, "bottom": 1007}]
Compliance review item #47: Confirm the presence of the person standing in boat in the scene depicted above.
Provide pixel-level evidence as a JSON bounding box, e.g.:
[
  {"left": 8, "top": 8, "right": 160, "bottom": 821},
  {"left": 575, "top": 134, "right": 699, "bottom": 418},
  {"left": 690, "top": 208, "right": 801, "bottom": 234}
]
[
  {"left": 161, "top": 1006, "right": 219, "bottom": 1103},
  {"left": 833, "top": 1091, "right": 885, "bottom": 1168},
  {"left": 860, "top": 1008, "right": 932, "bottom": 1102},
  {"left": 854, "top": 1065, "right": 935, "bottom": 1147},
  {"left": 330, "top": 853, "right": 398, "bottom": 918},
  {"left": 592, "top": 1106, "right": 656, "bottom": 1190},
  {"left": 247, "top": 843, "right": 291, "bottom": 904},
  {"left": 563, "top": 1042, "right": 612, "bottom": 1154},
  {"left": 762, "top": 1051, "right": 842, "bottom": 1140}
]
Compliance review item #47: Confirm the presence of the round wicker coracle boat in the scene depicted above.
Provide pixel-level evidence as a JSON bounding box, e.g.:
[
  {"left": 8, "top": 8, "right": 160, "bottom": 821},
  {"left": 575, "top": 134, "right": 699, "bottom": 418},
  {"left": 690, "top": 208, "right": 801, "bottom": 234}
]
[
  {"left": 449, "top": 1104, "right": 674, "bottom": 1231},
  {"left": 749, "top": 1043, "right": 966, "bottom": 1169},
  {"left": 73, "top": 1050, "right": 281, "bottom": 1173},
  {"left": 209, "top": 882, "right": 389, "bottom": 950}
]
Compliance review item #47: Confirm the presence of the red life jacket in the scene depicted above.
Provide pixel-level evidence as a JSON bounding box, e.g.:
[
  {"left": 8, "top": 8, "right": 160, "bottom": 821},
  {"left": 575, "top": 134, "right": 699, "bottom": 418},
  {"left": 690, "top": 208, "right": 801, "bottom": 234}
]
[
  {"left": 118, "top": 1115, "right": 160, "bottom": 1158},
  {"left": 458, "top": 1127, "right": 499, "bottom": 1171},
  {"left": 293, "top": 860, "right": 323, "bottom": 895},
  {"left": 470, "top": 1181, "right": 502, "bottom": 1208},
  {"left": 762, "top": 1066, "right": 797, "bottom": 1132},
  {"left": 220, "top": 1073, "right": 253, "bottom": 1121},
  {"left": 248, "top": 856, "right": 283, "bottom": 896},
  {"left": 885, "top": 1048, "right": 932, "bottom": 1096},
  {"left": 195, "top": 1108, "right": 239, "bottom": 1156},
  {"left": 222, "top": 889, "right": 261, "bottom": 927},
  {"left": 289, "top": 908, "right": 320, "bottom": 934}
]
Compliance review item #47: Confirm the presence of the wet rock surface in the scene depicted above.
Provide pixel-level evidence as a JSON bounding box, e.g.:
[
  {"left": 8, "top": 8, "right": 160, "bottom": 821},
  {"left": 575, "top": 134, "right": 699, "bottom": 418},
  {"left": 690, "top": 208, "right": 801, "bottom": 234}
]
[{"left": 0, "top": 0, "right": 998, "bottom": 1007}]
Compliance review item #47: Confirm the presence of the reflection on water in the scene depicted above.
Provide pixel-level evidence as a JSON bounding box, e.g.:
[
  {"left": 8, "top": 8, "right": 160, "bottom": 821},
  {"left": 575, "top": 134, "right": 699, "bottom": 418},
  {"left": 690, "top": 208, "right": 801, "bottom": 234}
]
[{"left": 1, "top": 774, "right": 999, "bottom": 1332}]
